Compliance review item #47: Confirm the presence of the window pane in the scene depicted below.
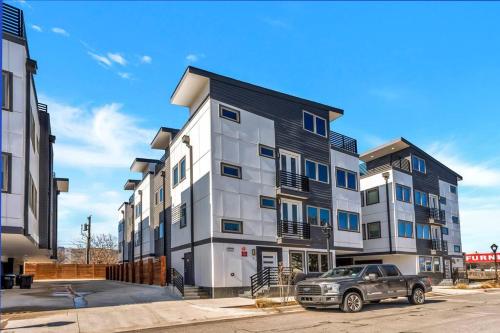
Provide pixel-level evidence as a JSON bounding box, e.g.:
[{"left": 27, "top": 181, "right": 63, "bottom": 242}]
[
  {"left": 419, "top": 159, "right": 426, "bottom": 173},
  {"left": 366, "top": 188, "right": 379, "bottom": 205},
  {"left": 396, "top": 185, "right": 403, "bottom": 201},
  {"left": 406, "top": 222, "right": 413, "bottom": 238},
  {"left": 159, "top": 188, "right": 164, "bottom": 202},
  {"left": 305, "top": 160, "right": 316, "bottom": 179},
  {"left": 282, "top": 203, "right": 289, "bottom": 221},
  {"left": 318, "top": 164, "right": 328, "bottom": 183},
  {"left": 368, "top": 223, "right": 381, "bottom": 239},
  {"left": 222, "top": 164, "right": 240, "bottom": 178},
  {"left": 442, "top": 227, "right": 448, "bottom": 235},
  {"left": 419, "top": 257, "right": 426, "bottom": 272},
  {"left": 404, "top": 187, "right": 411, "bottom": 202},
  {"left": 159, "top": 222, "right": 164, "bottom": 238},
  {"left": 261, "top": 197, "right": 276, "bottom": 208},
  {"left": 319, "top": 209, "right": 330, "bottom": 226},
  {"left": 307, "top": 206, "right": 318, "bottom": 225},
  {"left": 338, "top": 212, "right": 348, "bottom": 230},
  {"left": 433, "top": 258, "right": 440, "bottom": 272},
  {"left": 422, "top": 192, "right": 428, "bottom": 207},
  {"left": 222, "top": 220, "right": 242, "bottom": 233},
  {"left": 336, "top": 169, "right": 346, "bottom": 187},
  {"left": 173, "top": 165, "right": 179, "bottom": 185},
  {"left": 260, "top": 146, "right": 274, "bottom": 158},
  {"left": 417, "top": 224, "right": 423, "bottom": 239},
  {"left": 412, "top": 156, "right": 419, "bottom": 171},
  {"left": 221, "top": 108, "right": 238, "bottom": 121},
  {"left": 303, "top": 112, "right": 314, "bottom": 131},
  {"left": 349, "top": 213, "right": 359, "bottom": 231},
  {"left": 398, "top": 221, "right": 406, "bottom": 237},
  {"left": 347, "top": 172, "right": 357, "bottom": 190},
  {"left": 290, "top": 253, "right": 304, "bottom": 271},
  {"left": 180, "top": 158, "right": 186, "bottom": 179},
  {"left": 320, "top": 254, "right": 328, "bottom": 272},
  {"left": 291, "top": 204, "right": 298, "bottom": 222},
  {"left": 316, "top": 117, "right": 326, "bottom": 136},
  {"left": 308, "top": 254, "right": 319, "bottom": 272},
  {"left": 450, "top": 185, "right": 457, "bottom": 194}
]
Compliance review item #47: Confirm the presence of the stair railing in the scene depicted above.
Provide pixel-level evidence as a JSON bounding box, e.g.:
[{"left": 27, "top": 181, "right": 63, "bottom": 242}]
[
  {"left": 250, "top": 266, "right": 293, "bottom": 297},
  {"left": 170, "top": 268, "right": 184, "bottom": 296}
]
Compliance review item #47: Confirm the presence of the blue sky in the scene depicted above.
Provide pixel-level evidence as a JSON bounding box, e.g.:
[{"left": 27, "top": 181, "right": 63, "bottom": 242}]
[{"left": 11, "top": 1, "right": 500, "bottom": 252}]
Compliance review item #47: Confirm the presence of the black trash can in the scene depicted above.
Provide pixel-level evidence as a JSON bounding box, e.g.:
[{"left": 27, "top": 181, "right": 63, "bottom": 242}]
[
  {"left": 19, "top": 274, "right": 34, "bottom": 289},
  {"left": 2, "top": 274, "right": 16, "bottom": 289},
  {"left": 15, "top": 274, "right": 22, "bottom": 286}
]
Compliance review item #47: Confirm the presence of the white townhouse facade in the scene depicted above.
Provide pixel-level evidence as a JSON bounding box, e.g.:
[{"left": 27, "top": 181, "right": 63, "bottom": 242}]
[{"left": 2, "top": 3, "right": 68, "bottom": 274}]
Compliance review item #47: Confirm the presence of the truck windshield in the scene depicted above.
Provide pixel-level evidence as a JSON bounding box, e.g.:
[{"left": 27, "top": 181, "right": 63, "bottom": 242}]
[{"left": 320, "top": 266, "right": 364, "bottom": 278}]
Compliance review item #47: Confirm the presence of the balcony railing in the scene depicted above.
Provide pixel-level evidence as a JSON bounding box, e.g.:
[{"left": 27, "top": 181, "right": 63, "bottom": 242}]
[
  {"left": 359, "top": 162, "right": 368, "bottom": 176},
  {"left": 2, "top": 3, "right": 25, "bottom": 38},
  {"left": 428, "top": 208, "right": 446, "bottom": 223},
  {"left": 432, "top": 239, "right": 448, "bottom": 252},
  {"left": 391, "top": 158, "right": 411, "bottom": 173},
  {"left": 278, "top": 170, "right": 309, "bottom": 192},
  {"left": 277, "top": 220, "right": 311, "bottom": 240},
  {"left": 37, "top": 103, "right": 48, "bottom": 113},
  {"left": 330, "top": 131, "right": 358, "bottom": 154}
]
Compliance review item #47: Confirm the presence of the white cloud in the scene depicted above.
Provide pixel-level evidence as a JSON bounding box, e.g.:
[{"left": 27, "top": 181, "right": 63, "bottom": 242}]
[
  {"left": 31, "top": 24, "right": 42, "bottom": 32},
  {"left": 118, "top": 72, "right": 132, "bottom": 80},
  {"left": 262, "top": 17, "right": 291, "bottom": 29},
  {"left": 51, "top": 27, "right": 69, "bottom": 37},
  {"left": 39, "top": 95, "right": 155, "bottom": 169},
  {"left": 140, "top": 55, "right": 152, "bottom": 64},
  {"left": 186, "top": 53, "right": 205, "bottom": 63},
  {"left": 87, "top": 52, "right": 112, "bottom": 67},
  {"left": 107, "top": 52, "right": 127, "bottom": 66},
  {"left": 369, "top": 88, "right": 401, "bottom": 101}
]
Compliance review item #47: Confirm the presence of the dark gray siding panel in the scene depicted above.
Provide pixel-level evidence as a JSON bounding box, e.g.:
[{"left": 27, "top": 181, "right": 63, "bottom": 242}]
[{"left": 37, "top": 111, "right": 50, "bottom": 249}]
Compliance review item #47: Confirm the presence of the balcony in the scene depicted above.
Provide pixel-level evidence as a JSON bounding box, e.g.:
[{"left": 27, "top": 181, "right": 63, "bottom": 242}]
[
  {"left": 2, "top": 3, "right": 25, "bottom": 38},
  {"left": 432, "top": 239, "right": 448, "bottom": 252},
  {"left": 330, "top": 131, "right": 358, "bottom": 154},
  {"left": 428, "top": 208, "right": 446, "bottom": 224},
  {"left": 278, "top": 170, "right": 309, "bottom": 192},
  {"left": 277, "top": 220, "right": 310, "bottom": 240},
  {"left": 391, "top": 158, "right": 411, "bottom": 173}
]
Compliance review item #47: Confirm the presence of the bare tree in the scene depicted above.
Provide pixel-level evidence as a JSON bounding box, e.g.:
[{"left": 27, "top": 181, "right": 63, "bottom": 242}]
[{"left": 70, "top": 233, "right": 119, "bottom": 264}]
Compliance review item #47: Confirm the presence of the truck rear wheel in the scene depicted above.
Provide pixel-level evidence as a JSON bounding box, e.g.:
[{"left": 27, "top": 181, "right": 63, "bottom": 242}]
[
  {"left": 341, "top": 291, "right": 363, "bottom": 312},
  {"left": 408, "top": 286, "right": 425, "bottom": 305}
]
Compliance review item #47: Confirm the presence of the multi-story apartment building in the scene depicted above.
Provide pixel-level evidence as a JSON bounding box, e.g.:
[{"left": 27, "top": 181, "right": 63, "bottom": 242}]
[
  {"left": 338, "top": 138, "right": 463, "bottom": 282},
  {"left": 2, "top": 4, "right": 69, "bottom": 274}
]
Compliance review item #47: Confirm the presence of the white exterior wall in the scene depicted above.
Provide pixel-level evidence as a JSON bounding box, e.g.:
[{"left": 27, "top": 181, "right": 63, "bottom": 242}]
[
  {"left": 392, "top": 170, "right": 416, "bottom": 252},
  {"left": 331, "top": 150, "right": 363, "bottom": 250},
  {"left": 134, "top": 174, "right": 154, "bottom": 259},
  {"left": 212, "top": 242, "right": 257, "bottom": 288},
  {"left": 439, "top": 179, "right": 462, "bottom": 255}
]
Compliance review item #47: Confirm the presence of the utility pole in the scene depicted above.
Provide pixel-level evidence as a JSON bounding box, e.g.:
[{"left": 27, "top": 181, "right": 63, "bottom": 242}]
[
  {"left": 81, "top": 215, "right": 92, "bottom": 264},
  {"left": 322, "top": 225, "right": 333, "bottom": 270}
]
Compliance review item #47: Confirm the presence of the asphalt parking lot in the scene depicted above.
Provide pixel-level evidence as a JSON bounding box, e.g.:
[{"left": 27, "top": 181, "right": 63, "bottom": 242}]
[{"left": 0, "top": 279, "right": 180, "bottom": 313}]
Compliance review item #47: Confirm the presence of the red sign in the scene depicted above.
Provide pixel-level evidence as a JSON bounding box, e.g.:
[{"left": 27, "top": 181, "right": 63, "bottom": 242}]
[
  {"left": 241, "top": 246, "right": 247, "bottom": 257},
  {"left": 465, "top": 253, "right": 500, "bottom": 263}
]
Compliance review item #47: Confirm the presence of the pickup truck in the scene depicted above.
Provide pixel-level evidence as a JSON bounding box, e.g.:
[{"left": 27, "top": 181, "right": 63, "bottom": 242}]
[{"left": 295, "top": 264, "right": 432, "bottom": 312}]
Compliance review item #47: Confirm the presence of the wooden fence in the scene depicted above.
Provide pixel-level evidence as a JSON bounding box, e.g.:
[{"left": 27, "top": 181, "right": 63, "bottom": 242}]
[
  {"left": 24, "top": 263, "right": 107, "bottom": 280},
  {"left": 106, "top": 256, "right": 166, "bottom": 287},
  {"left": 467, "top": 270, "right": 500, "bottom": 280}
]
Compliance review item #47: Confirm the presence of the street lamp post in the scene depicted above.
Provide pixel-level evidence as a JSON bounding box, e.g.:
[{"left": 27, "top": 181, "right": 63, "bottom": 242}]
[
  {"left": 491, "top": 243, "right": 498, "bottom": 283},
  {"left": 321, "top": 224, "right": 333, "bottom": 270}
]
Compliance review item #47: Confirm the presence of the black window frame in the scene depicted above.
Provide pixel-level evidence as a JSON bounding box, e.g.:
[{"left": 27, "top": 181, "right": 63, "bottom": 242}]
[
  {"left": 450, "top": 185, "right": 457, "bottom": 194},
  {"left": 395, "top": 183, "right": 412, "bottom": 203},
  {"left": 180, "top": 203, "right": 187, "bottom": 228},
  {"left": 442, "top": 226, "right": 449, "bottom": 235},
  {"left": 360, "top": 190, "right": 365, "bottom": 207},
  {"left": 2, "top": 70, "right": 13, "bottom": 111},
  {"left": 366, "top": 221, "right": 381, "bottom": 239},
  {"left": 260, "top": 195, "right": 276, "bottom": 209},
  {"left": 337, "top": 210, "right": 360, "bottom": 233},
  {"left": 412, "top": 155, "right": 427, "bottom": 174},
  {"left": 305, "top": 159, "right": 329, "bottom": 184},
  {"left": 2, "top": 152, "right": 12, "bottom": 193},
  {"left": 221, "top": 219, "right": 243, "bottom": 234},
  {"left": 365, "top": 187, "right": 380, "bottom": 205},
  {"left": 221, "top": 162, "right": 242, "bottom": 179},
  {"left": 414, "top": 189, "right": 428, "bottom": 207},
  {"left": 452, "top": 216, "right": 459, "bottom": 224},
  {"left": 258, "top": 144, "right": 275, "bottom": 159},
  {"left": 335, "top": 167, "right": 358, "bottom": 191},
  {"left": 219, "top": 105, "right": 240, "bottom": 123},
  {"left": 397, "top": 219, "right": 414, "bottom": 238},
  {"left": 302, "top": 110, "right": 327, "bottom": 137},
  {"left": 381, "top": 264, "right": 401, "bottom": 277}
]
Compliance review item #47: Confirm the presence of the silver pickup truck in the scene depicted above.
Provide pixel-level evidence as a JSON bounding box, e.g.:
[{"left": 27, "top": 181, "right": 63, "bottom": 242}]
[{"left": 296, "top": 264, "right": 432, "bottom": 312}]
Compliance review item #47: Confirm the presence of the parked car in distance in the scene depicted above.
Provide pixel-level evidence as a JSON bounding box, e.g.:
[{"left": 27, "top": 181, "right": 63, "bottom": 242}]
[{"left": 295, "top": 264, "right": 432, "bottom": 312}]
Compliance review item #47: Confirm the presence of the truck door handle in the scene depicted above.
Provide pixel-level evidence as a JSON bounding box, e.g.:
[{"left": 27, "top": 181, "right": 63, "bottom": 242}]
[{"left": 399, "top": 279, "right": 404, "bottom": 282}]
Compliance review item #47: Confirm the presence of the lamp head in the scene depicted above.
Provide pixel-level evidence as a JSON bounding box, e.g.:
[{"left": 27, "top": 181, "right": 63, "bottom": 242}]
[{"left": 491, "top": 243, "right": 498, "bottom": 253}]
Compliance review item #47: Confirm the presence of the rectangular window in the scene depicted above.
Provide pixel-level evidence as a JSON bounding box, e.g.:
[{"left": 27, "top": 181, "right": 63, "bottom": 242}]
[
  {"left": 433, "top": 257, "right": 441, "bottom": 272},
  {"left": 319, "top": 208, "right": 330, "bottom": 226},
  {"left": 396, "top": 184, "right": 411, "bottom": 203},
  {"left": 259, "top": 144, "right": 275, "bottom": 159},
  {"left": 416, "top": 223, "right": 431, "bottom": 239},
  {"left": 398, "top": 220, "right": 413, "bottom": 238},
  {"left": 366, "top": 188, "right": 379, "bottom": 205},
  {"left": 412, "top": 155, "right": 426, "bottom": 173},
  {"left": 419, "top": 256, "right": 433, "bottom": 272},
  {"left": 305, "top": 160, "right": 329, "bottom": 183},
  {"left": 450, "top": 185, "right": 457, "bottom": 194},
  {"left": 439, "top": 197, "right": 447, "bottom": 205},
  {"left": 414, "top": 190, "right": 428, "bottom": 207},
  {"left": 155, "top": 191, "right": 159, "bottom": 206},
  {"left": 360, "top": 191, "right": 365, "bottom": 207},
  {"left": 180, "top": 157, "right": 186, "bottom": 181},
  {"left": 454, "top": 245, "right": 461, "bottom": 253},
  {"left": 290, "top": 252, "right": 304, "bottom": 271},
  {"left": 135, "top": 202, "right": 142, "bottom": 217},
  {"left": 362, "top": 224, "right": 366, "bottom": 240},
  {"left": 159, "top": 222, "right": 164, "bottom": 239},
  {"left": 28, "top": 174, "right": 38, "bottom": 218},
  {"left": 30, "top": 112, "right": 36, "bottom": 153},
  {"left": 442, "top": 227, "right": 449, "bottom": 235},
  {"left": 306, "top": 206, "right": 330, "bottom": 226},
  {"left": 221, "top": 162, "right": 242, "bottom": 179},
  {"left": 307, "top": 253, "right": 329, "bottom": 273},
  {"left": 221, "top": 219, "right": 243, "bottom": 234},
  {"left": 2, "top": 153, "right": 10, "bottom": 193},
  {"left": 337, "top": 210, "right": 359, "bottom": 232},
  {"left": 159, "top": 187, "right": 164, "bottom": 202},
  {"left": 219, "top": 105, "right": 240, "bottom": 123},
  {"left": 173, "top": 164, "right": 179, "bottom": 187},
  {"left": 260, "top": 196, "right": 276, "bottom": 209},
  {"left": 336, "top": 168, "right": 357, "bottom": 190},
  {"left": 302, "top": 111, "right": 327, "bottom": 137},
  {"left": 452, "top": 216, "right": 459, "bottom": 224},
  {"left": 2, "top": 71, "right": 12, "bottom": 110},
  {"left": 367, "top": 222, "right": 381, "bottom": 239},
  {"left": 307, "top": 206, "right": 318, "bottom": 225},
  {"left": 180, "top": 203, "right": 187, "bottom": 228}
]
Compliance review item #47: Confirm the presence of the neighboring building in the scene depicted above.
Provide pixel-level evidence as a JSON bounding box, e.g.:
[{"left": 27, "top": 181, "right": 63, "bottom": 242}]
[
  {"left": 2, "top": 3, "right": 68, "bottom": 274},
  {"left": 339, "top": 138, "right": 463, "bottom": 282}
]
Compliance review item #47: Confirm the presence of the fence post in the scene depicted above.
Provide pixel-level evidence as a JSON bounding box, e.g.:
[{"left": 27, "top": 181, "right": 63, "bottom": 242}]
[
  {"left": 139, "top": 260, "right": 144, "bottom": 284},
  {"left": 160, "top": 256, "right": 166, "bottom": 286},
  {"left": 148, "top": 259, "right": 153, "bottom": 285}
]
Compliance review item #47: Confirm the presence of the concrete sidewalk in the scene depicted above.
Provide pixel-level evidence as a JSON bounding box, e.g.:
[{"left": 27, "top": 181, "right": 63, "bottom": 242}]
[
  {"left": 1, "top": 296, "right": 292, "bottom": 333},
  {"left": 430, "top": 285, "right": 500, "bottom": 296}
]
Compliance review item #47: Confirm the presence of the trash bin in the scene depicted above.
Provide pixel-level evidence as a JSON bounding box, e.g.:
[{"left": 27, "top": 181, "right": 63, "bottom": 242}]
[
  {"left": 15, "top": 274, "right": 21, "bottom": 286},
  {"left": 19, "top": 274, "right": 34, "bottom": 289},
  {"left": 2, "top": 274, "right": 16, "bottom": 289}
]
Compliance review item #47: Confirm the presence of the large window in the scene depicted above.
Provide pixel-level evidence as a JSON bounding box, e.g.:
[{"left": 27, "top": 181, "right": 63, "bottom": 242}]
[
  {"left": 260, "top": 196, "right": 276, "bottom": 209},
  {"left": 416, "top": 223, "right": 431, "bottom": 239},
  {"left": 452, "top": 216, "right": 459, "bottom": 224},
  {"left": 396, "top": 184, "right": 411, "bottom": 202},
  {"left": 290, "top": 252, "right": 304, "bottom": 272},
  {"left": 2, "top": 71, "right": 12, "bottom": 110},
  {"left": 172, "top": 157, "right": 186, "bottom": 187},
  {"left": 454, "top": 245, "right": 461, "bottom": 253},
  {"left": 135, "top": 202, "right": 142, "bottom": 217},
  {"left": 219, "top": 105, "right": 240, "bottom": 123},
  {"left": 433, "top": 257, "right": 441, "bottom": 272},
  {"left": 305, "top": 160, "right": 329, "bottom": 183},
  {"left": 180, "top": 157, "right": 186, "bottom": 180},
  {"left": 180, "top": 203, "right": 187, "bottom": 228},
  {"left": 412, "top": 155, "right": 426, "bottom": 173},
  {"left": 307, "top": 253, "right": 329, "bottom": 273},
  {"left": 159, "top": 222, "right": 164, "bottom": 239},
  {"left": 450, "top": 185, "right": 457, "bottom": 194},
  {"left": 336, "top": 168, "right": 357, "bottom": 190},
  {"left": 307, "top": 206, "right": 330, "bottom": 226},
  {"left": 159, "top": 187, "right": 164, "bottom": 202},
  {"left": 337, "top": 210, "right": 359, "bottom": 232},
  {"left": 221, "top": 219, "right": 243, "bottom": 234},
  {"left": 173, "top": 164, "right": 179, "bottom": 187},
  {"left": 259, "top": 144, "right": 275, "bottom": 159},
  {"left": 414, "top": 190, "right": 428, "bottom": 207},
  {"left": 442, "top": 227, "right": 449, "bottom": 235},
  {"left": 28, "top": 174, "right": 38, "bottom": 218},
  {"left": 221, "top": 162, "right": 242, "bottom": 179},
  {"left": 398, "top": 220, "right": 413, "bottom": 238},
  {"left": 2, "top": 153, "right": 10, "bottom": 193},
  {"left": 419, "top": 256, "right": 433, "bottom": 272},
  {"left": 366, "top": 187, "right": 379, "bottom": 205},
  {"left": 367, "top": 222, "right": 381, "bottom": 239},
  {"left": 303, "top": 111, "right": 327, "bottom": 137}
]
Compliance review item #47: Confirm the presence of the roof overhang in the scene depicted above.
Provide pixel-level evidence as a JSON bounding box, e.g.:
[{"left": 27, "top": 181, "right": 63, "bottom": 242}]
[
  {"left": 171, "top": 68, "right": 209, "bottom": 107},
  {"left": 130, "top": 158, "right": 160, "bottom": 173},
  {"left": 150, "top": 127, "right": 179, "bottom": 150},
  {"left": 360, "top": 138, "right": 410, "bottom": 162},
  {"left": 124, "top": 179, "right": 140, "bottom": 191},
  {"left": 54, "top": 178, "right": 69, "bottom": 192}
]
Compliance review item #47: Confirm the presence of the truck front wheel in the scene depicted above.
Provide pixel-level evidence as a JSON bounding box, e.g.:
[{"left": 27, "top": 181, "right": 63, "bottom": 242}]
[
  {"left": 408, "top": 286, "right": 425, "bottom": 305},
  {"left": 341, "top": 292, "right": 363, "bottom": 312}
]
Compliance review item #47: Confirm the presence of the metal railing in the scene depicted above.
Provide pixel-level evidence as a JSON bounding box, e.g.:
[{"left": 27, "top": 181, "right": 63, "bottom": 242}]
[
  {"left": 250, "top": 266, "right": 293, "bottom": 297},
  {"left": 170, "top": 268, "right": 184, "bottom": 296},
  {"left": 391, "top": 158, "right": 411, "bottom": 172},
  {"left": 330, "top": 131, "right": 358, "bottom": 154},
  {"left": 359, "top": 162, "right": 368, "bottom": 176},
  {"left": 278, "top": 170, "right": 309, "bottom": 192},
  {"left": 2, "top": 3, "right": 25, "bottom": 38},
  {"left": 37, "top": 103, "right": 48, "bottom": 113},
  {"left": 428, "top": 208, "right": 446, "bottom": 223},
  {"left": 277, "top": 220, "right": 311, "bottom": 240},
  {"left": 432, "top": 239, "right": 448, "bottom": 252}
]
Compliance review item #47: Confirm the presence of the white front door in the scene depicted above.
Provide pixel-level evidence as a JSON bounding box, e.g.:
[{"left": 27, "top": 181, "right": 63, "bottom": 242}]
[
  {"left": 429, "top": 194, "right": 439, "bottom": 209},
  {"left": 280, "top": 150, "right": 301, "bottom": 175},
  {"left": 261, "top": 252, "right": 278, "bottom": 269},
  {"left": 281, "top": 199, "right": 303, "bottom": 237}
]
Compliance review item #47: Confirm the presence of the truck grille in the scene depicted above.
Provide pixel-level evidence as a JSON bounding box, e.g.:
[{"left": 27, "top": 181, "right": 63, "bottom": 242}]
[{"left": 297, "top": 284, "right": 322, "bottom": 295}]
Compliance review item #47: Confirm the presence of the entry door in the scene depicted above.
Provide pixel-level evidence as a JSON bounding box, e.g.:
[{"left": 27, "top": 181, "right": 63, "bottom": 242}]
[
  {"left": 429, "top": 194, "right": 439, "bottom": 209},
  {"left": 183, "top": 252, "right": 194, "bottom": 286},
  {"left": 262, "top": 251, "right": 278, "bottom": 284},
  {"left": 279, "top": 150, "right": 300, "bottom": 175},
  {"left": 281, "top": 199, "right": 302, "bottom": 237},
  {"left": 431, "top": 226, "right": 440, "bottom": 240}
]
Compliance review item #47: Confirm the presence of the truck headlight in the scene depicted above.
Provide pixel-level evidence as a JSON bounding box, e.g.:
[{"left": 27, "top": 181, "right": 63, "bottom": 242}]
[{"left": 322, "top": 283, "right": 340, "bottom": 295}]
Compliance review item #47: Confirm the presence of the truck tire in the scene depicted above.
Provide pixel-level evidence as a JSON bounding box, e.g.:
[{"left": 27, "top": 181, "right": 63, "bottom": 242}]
[
  {"left": 408, "top": 286, "right": 425, "bottom": 305},
  {"left": 341, "top": 291, "right": 363, "bottom": 313}
]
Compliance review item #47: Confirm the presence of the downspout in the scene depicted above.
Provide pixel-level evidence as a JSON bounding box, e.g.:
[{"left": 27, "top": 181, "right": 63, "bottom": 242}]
[
  {"left": 131, "top": 203, "right": 135, "bottom": 262},
  {"left": 121, "top": 210, "right": 125, "bottom": 263},
  {"left": 161, "top": 170, "right": 168, "bottom": 282},
  {"left": 139, "top": 190, "right": 143, "bottom": 260},
  {"left": 383, "top": 172, "right": 393, "bottom": 254},
  {"left": 182, "top": 135, "right": 195, "bottom": 285}
]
